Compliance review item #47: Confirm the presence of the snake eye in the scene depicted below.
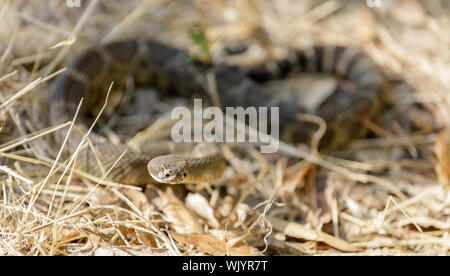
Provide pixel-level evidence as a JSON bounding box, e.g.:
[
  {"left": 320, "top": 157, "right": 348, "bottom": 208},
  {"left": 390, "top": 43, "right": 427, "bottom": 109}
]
[
  {"left": 183, "top": 172, "right": 187, "bottom": 177},
  {"left": 165, "top": 173, "right": 170, "bottom": 178}
]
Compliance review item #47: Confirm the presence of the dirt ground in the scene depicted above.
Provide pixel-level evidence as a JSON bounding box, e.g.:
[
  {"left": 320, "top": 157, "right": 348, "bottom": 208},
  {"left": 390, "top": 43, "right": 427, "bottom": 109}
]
[{"left": 0, "top": 0, "right": 449, "bottom": 255}]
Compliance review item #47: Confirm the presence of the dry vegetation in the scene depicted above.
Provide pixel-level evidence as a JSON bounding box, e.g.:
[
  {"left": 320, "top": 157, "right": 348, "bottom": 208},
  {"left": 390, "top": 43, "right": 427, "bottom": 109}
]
[{"left": 0, "top": 0, "right": 449, "bottom": 256}]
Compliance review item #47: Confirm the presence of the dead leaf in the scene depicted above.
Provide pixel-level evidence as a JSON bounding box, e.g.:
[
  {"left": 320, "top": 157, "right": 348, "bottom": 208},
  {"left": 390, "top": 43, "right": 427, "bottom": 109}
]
[
  {"left": 172, "top": 233, "right": 251, "bottom": 256},
  {"left": 434, "top": 129, "right": 450, "bottom": 187},
  {"left": 186, "top": 193, "right": 220, "bottom": 228},
  {"left": 218, "top": 195, "right": 234, "bottom": 218},
  {"left": 155, "top": 187, "right": 204, "bottom": 234},
  {"left": 267, "top": 216, "right": 359, "bottom": 252},
  {"left": 89, "top": 186, "right": 120, "bottom": 206},
  {"left": 84, "top": 230, "right": 110, "bottom": 251},
  {"left": 122, "top": 188, "right": 153, "bottom": 218},
  {"left": 134, "top": 228, "right": 158, "bottom": 247}
]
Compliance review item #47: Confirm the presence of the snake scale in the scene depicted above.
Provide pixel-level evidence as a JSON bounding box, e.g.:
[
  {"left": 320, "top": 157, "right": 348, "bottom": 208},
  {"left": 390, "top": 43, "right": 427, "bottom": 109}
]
[{"left": 49, "top": 39, "right": 384, "bottom": 186}]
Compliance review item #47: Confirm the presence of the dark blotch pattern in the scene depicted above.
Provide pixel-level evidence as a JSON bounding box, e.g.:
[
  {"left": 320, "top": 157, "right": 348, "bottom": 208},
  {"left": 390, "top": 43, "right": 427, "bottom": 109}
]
[
  {"left": 48, "top": 39, "right": 384, "bottom": 185},
  {"left": 69, "top": 49, "right": 104, "bottom": 79},
  {"left": 103, "top": 39, "right": 138, "bottom": 62}
]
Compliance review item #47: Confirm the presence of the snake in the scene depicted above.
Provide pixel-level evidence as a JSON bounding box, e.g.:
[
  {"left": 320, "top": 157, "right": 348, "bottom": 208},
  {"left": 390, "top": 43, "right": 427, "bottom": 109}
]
[{"left": 48, "top": 39, "right": 384, "bottom": 186}]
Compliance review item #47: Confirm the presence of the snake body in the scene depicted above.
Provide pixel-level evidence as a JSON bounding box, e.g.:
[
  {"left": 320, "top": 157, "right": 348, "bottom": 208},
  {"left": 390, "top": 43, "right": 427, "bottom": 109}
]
[{"left": 49, "top": 39, "right": 384, "bottom": 186}]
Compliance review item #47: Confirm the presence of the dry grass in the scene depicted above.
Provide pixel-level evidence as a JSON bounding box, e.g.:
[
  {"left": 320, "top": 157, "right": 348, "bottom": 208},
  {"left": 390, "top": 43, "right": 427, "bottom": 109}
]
[{"left": 0, "top": 0, "right": 449, "bottom": 255}]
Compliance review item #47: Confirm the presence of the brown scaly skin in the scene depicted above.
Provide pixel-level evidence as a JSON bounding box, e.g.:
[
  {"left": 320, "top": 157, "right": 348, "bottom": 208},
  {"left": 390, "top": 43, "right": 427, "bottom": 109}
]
[{"left": 49, "top": 39, "right": 384, "bottom": 186}]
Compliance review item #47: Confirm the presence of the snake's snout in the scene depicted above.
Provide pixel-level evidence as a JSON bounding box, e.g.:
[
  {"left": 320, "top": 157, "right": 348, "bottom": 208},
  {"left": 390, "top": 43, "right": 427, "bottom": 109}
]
[{"left": 147, "top": 154, "right": 188, "bottom": 184}]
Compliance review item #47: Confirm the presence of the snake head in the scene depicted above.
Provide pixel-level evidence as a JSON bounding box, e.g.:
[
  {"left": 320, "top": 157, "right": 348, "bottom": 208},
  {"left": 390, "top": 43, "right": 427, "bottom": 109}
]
[{"left": 147, "top": 155, "right": 188, "bottom": 184}]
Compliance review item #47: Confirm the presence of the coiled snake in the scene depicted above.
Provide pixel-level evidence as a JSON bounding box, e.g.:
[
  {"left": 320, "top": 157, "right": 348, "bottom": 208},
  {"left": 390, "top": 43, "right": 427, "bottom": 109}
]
[{"left": 49, "top": 39, "right": 384, "bottom": 186}]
